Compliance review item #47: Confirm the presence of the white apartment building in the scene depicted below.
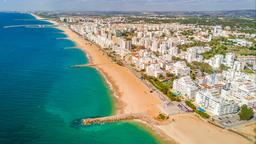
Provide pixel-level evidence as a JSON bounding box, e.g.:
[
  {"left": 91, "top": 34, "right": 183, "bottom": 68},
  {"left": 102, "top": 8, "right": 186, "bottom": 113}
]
[
  {"left": 151, "top": 39, "right": 158, "bottom": 52},
  {"left": 223, "top": 53, "right": 235, "bottom": 68},
  {"left": 171, "top": 61, "right": 190, "bottom": 77},
  {"left": 173, "top": 76, "right": 199, "bottom": 99},
  {"left": 195, "top": 88, "right": 239, "bottom": 116},
  {"left": 213, "top": 25, "right": 223, "bottom": 37},
  {"left": 207, "top": 54, "right": 224, "bottom": 69},
  {"left": 146, "top": 64, "right": 164, "bottom": 78},
  {"left": 186, "top": 46, "right": 212, "bottom": 63}
]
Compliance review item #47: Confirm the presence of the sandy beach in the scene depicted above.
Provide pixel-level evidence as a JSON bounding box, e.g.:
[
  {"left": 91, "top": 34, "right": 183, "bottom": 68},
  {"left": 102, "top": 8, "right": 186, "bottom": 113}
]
[
  {"left": 157, "top": 113, "right": 252, "bottom": 144},
  {"left": 32, "top": 13, "right": 253, "bottom": 144},
  {"left": 60, "top": 25, "right": 162, "bottom": 116}
]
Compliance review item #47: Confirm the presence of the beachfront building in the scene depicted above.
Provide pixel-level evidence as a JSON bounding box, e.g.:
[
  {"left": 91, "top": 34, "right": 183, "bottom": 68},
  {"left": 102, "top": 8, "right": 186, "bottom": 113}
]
[
  {"left": 146, "top": 64, "right": 165, "bottom": 78},
  {"left": 173, "top": 76, "right": 199, "bottom": 99},
  {"left": 195, "top": 88, "right": 239, "bottom": 116}
]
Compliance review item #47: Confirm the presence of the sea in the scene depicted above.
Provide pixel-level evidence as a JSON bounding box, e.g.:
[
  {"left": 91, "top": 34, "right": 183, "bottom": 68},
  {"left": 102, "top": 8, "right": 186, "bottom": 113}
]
[{"left": 0, "top": 13, "right": 160, "bottom": 144}]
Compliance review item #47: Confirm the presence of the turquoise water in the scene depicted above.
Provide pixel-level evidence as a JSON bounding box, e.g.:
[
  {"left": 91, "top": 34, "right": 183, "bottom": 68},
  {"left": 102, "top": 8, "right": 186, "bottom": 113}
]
[{"left": 0, "top": 13, "right": 160, "bottom": 144}]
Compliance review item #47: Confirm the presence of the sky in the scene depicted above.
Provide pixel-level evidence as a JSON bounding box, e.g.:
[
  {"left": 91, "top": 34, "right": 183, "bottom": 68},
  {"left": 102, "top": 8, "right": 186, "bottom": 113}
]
[{"left": 0, "top": 0, "right": 255, "bottom": 11}]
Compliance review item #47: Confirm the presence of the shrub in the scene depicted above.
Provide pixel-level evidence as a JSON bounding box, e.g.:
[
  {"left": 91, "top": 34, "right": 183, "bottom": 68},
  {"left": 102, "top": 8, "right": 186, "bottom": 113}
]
[
  {"left": 167, "top": 91, "right": 181, "bottom": 102},
  {"left": 185, "top": 100, "right": 196, "bottom": 110},
  {"left": 195, "top": 110, "right": 210, "bottom": 119},
  {"left": 157, "top": 113, "right": 169, "bottom": 120},
  {"left": 239, "top": 105, "right": 254, "bottom": 120}
]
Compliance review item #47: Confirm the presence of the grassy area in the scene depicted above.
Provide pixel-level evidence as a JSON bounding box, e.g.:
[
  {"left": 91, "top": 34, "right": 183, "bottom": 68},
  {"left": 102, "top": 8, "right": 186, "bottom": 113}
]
[
  {"left": 167, "top": 91, "right": 181, "bottom": 102},
  {"left": 177, "top": 41, "right": 207, "bottom": 51},
  {"left": 188, "top": 61, "right": 214, "bottom": 74},
  {"left": 127, "top": 17, "right": 256, "bottom": 31},
  {"left": 241, "top": 68, "right": 255, "bottom": 74},
  {"left": 172, "top": 56, "right": 186, "bottom": 62},
  {"left": 195, "top": 110, "right": 210, "bottom": 119},
  {"left": 144, "top": 75, "right": 181, "bottom": 101},
  {"left": 145, "top": 76, "right": 170, "bottom": 94},
  {"left": 202, "top": 37, "right": 256, "bottom": 59},
  {"left": 219, "top": 64, "right": 230, "bottom": 71},
  {"left": 185, "top": 100, "right": 196, "bottom": 110},
  {"left": 185, "top": 100, "right": 210, "bottom": 119}
]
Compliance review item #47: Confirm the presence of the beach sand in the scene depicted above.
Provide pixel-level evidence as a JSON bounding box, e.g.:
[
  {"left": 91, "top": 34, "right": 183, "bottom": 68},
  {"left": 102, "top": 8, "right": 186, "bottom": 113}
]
[
  {"left": 157, "top": 113, "right": 252, "bottom": 144},
  {"left": 32, "top": 13, "right": 253, "bottom": 144}
]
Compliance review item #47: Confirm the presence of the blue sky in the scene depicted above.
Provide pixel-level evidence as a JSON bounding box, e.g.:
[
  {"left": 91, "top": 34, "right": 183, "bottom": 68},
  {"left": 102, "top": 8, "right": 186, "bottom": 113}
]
[{"left": 0, "top": 0, "right": 255, "bottom": 11}]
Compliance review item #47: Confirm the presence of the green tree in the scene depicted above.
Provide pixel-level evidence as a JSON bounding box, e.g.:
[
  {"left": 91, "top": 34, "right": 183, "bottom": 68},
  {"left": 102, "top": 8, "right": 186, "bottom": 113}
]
[
  {"left": 239, "top": 105, "right": 254, "bottom": 120},
  {"left": 185, "top": 100, "right": 196, "bottom": 110},
  {"left": 220, "top": 64, "right": 229, "bottom": 71}
]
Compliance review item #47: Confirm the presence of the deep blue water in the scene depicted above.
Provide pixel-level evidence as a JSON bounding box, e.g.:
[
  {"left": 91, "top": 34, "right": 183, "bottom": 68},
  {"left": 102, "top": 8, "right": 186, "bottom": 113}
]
[{"left": 0, "top": 13, "right": 160, "bottom": 144}]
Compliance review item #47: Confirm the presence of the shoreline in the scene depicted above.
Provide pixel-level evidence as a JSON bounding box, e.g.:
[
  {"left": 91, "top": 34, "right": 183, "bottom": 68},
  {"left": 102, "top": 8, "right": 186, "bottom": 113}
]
[
  {"left": 31, "top": 13, "right": 253, "bottom": 144},
  {"left": 56, "top": 24, "right": 162, "bottom": 116}
]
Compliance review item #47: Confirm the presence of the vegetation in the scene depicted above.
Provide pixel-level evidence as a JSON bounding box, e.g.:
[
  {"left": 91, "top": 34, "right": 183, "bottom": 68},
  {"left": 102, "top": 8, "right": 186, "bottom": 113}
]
[
  {"left": 167, "top": 91, "right": 181, "bottom": 102},
  {"left": 172, "top": 56, "right": 185, "bottom": 62},
  {"left": 185, "top": 100, "right": 196, "bottom": 110},
  {"left": 144, "top": 74, "right": 179, "bottom": 102},
  {"left": 145, "top": 76, "right": 170, "bottom": 94},
  {"left": 202, "top": 37, "right": 256, "bottom": 59},
  {"left": 132, "top": 45, "right": 145, "bottom": 51},
  {"left": 172, "top": 56, "right": 213, "bottom": 75},
  {"left": 166, "top": 73, "right": 178, "bottom": 89},
  {"left": 120, "top": 31, "right": 135, "bottom": 40},
  {"left": 127, "top": 17, "right": 256, "bottom": 34},
  {"left": 181, "top": 29, "right": 194, "bottom": 37},
  {"left": 241, "top": 68, "right": 255, "bottom": 74},
  {"left": 188, "top": 61, "right": 214, "bottom": 74},
  {"left": 195, "top": 110, "right": 210, "bottom": 119},
  {"left": 219, "top": 64, "right": 229, "bottom": 71},
  {"left": 185, "top": 101, "right": 210, "bottom": 119},
  {"left": 239, "top": 105, "right": 254, "bottom": 121},
  {"left": 190, "top": 70, "right": 197, "bottom": 80},
  {"left": 127, "top": 17, "right": 256, "bottom": 29},
  {"left": 177, "top": 41, "right": 207, "bottom": 51},
  {"left": 202, "top": 38, "right": 228, "bottom": 59},
  {"left": 157, "top": 113, "right": 169, "bottom": 120}
]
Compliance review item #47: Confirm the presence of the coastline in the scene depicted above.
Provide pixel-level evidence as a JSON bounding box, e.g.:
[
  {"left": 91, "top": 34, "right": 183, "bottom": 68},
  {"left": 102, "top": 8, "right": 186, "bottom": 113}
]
[
  {"left": 56, "top": 22, "right": 162, "bottom": 117},
  {"left": 31, "top": 13, "right": 253, "bottom": 144}
]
